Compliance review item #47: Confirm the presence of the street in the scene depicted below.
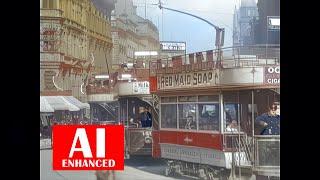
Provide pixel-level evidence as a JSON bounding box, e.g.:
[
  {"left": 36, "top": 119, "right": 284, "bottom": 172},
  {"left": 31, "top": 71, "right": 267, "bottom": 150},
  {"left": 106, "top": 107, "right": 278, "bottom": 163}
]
[{"left": 40, "top": 149, "right": 194, "bottom": 180}]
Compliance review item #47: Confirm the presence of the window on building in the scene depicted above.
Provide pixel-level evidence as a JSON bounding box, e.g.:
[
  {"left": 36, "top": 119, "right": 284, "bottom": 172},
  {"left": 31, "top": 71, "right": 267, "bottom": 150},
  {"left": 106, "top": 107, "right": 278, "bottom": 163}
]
[
  {"left": 41, "top": 0, "right": 57, "bottom": 9},
  {"left": 161, "top": 104, "right": 177, "bottom": 128}
]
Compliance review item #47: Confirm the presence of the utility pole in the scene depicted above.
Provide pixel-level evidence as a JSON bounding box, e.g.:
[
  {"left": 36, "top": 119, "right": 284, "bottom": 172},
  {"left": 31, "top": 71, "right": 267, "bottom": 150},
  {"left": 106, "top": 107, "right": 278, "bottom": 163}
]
[{"left": 145, "top": 0, "right": 147, "bottom": 19}]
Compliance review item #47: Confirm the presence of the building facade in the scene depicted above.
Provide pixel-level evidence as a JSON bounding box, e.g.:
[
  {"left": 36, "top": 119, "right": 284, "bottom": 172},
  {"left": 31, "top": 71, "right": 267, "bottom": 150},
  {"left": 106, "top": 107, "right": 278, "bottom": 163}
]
[
  {"left": 252, "top": 0, "right": 280, "bottom": 45},
  {"left": 40, "top": 0, "right": 114, "bottom": 102},
  {"left": 233, "top": 0, "right": 258, "bottom": 46},
  {"left": 110, "top": 0, "right": 160, "bottom": 70}
]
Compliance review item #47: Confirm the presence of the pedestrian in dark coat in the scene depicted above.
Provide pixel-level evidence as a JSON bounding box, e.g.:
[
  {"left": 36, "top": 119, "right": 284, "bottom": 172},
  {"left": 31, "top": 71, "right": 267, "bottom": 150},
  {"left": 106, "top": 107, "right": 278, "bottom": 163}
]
[{"left": 256, "top": 103, "right": 280, "bottom": 135}]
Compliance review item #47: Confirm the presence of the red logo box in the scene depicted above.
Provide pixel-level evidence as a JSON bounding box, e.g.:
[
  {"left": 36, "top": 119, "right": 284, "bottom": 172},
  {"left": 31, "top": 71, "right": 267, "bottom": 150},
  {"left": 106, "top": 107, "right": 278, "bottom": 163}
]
[{"left": 52, "top": 125, "right": 124, "bottom": 170}]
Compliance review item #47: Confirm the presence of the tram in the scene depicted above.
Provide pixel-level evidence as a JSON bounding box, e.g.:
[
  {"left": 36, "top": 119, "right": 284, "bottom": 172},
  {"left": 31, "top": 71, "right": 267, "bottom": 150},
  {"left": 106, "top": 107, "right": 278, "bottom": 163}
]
[
  {"left": 86, "top": 65, "right": 159, "bottom": 159},
  {"left": 116, "top": 66, "right": 159, "bottom": 159},
  {"left": 149, "top": 46, "right": 280, "bottom": 180}
]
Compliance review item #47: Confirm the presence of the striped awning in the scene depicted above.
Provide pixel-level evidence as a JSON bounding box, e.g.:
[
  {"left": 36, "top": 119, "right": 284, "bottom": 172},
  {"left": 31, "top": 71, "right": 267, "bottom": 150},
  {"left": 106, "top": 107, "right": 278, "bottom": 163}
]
[
  {"left": 82, "top": 103, "right": 90, "bottom": 109},
  {"left": 41, "top": 96, "right": 80, "bottom": 111},
  {"left": 40, "top": 96, "right": 54, "bottom": 113},
  {"left": 63, "top": 96, "right": 88, "bottom": 109}
]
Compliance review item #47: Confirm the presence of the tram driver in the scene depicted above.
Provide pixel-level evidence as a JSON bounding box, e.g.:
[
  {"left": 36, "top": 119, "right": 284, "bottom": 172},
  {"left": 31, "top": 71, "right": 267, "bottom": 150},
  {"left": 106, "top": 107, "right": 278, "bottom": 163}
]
[
  {"left": 140, "top": 106, "right": 153, "bottom": 128},
  {"left": 255, "top": 102, "right": 280, "bottom": 135}
]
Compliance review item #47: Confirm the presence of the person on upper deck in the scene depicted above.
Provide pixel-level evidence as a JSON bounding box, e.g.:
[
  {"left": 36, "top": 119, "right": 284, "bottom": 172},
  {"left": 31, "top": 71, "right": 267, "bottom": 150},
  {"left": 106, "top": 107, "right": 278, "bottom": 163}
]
[{"left": 255, "top": 102, "right": 280, "bottom": 135}]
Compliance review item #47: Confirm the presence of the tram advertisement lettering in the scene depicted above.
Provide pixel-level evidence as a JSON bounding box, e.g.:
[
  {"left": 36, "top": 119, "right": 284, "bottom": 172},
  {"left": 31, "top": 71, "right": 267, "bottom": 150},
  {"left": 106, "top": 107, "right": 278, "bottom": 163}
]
[
  {"left": 133, "top": 81, "right": 149, "bottom": 94},
  {"left": 264, "top": 66, "right": 280, "bottom": 84},
  {"left": 158, "top": 71, "right": 214, "bottom": 89},
  {"left": 53, "top": 125, "right": 124, "bottom": 170}
]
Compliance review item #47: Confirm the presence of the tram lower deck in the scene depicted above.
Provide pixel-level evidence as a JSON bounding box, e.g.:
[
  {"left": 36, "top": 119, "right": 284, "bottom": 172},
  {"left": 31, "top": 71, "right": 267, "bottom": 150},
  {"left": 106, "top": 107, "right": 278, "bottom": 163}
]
[{"left": 152, "top": 88, "right": 280, "bottom": 180}]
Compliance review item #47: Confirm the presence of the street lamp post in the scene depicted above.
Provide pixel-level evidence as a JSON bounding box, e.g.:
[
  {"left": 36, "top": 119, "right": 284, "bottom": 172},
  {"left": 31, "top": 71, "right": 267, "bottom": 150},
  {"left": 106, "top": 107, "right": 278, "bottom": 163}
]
[{"left": 157, "top": 1, "right": 225, "bottom": 66}]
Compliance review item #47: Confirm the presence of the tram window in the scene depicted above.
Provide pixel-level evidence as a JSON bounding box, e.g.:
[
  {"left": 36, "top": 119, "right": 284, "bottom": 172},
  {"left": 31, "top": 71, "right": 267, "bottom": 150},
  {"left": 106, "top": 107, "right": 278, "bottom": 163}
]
[
  {"left": 248, "top": 104, "right": 258, "bottom": 113},
  {"left": 161, "top": 104, "right": 177, "bottom": 128},
  {"left": 224, "top": 104, "right": 239, "bottom": 132},
  {"left": 198, "top": 95, "right": 219, "bottom": 102},
  {"left": 178, "top": 96, "right": 197, "bottom": 102},
  {"left": 161, "top": 97, "right": 177, "bottom": 103},
  {"left": 198, "top": 104, "right": 219, "bottom": 131},
  {"left": 178, "top": 104, "right": 196, "bottom": 130}
]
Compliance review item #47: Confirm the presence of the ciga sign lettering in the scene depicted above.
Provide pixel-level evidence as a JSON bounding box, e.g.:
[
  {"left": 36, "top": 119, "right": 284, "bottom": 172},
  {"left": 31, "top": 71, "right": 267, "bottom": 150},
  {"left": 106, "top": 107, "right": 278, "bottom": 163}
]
[
  {"left": 53, "top": 125, "right": 124, "bottom": 170},
  {"left": 264, "top": 66, "right": 280, "bottom": 84}
]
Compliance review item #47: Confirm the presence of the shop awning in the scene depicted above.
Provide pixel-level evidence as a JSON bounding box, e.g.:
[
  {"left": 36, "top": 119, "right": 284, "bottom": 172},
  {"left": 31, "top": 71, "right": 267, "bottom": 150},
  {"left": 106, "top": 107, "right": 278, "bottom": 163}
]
[
  {"left": 63, "top": 96, "right": 88, "bottom": 109},
  {"left": 41, "top": 96, "right": 80, "bottom": 111},
  {"left": 40, "top": 96, "right": 54, "bottom": 113},
  {"left": 82, "top": 103, "right": 90, "bottom": 109}
]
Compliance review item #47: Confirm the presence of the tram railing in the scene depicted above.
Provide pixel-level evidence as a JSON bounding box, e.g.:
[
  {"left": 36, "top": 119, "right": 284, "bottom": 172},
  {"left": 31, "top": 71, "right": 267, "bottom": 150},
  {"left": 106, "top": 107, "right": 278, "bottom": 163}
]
[
  {"left": 223, "top": 133, "right": 253, "bottom": 164},
  {"left": 149, "top": 45, "right": 280, "bottom": 75},
  {"left": 253, "top": 135, "right": 280, "bottom": 177}
]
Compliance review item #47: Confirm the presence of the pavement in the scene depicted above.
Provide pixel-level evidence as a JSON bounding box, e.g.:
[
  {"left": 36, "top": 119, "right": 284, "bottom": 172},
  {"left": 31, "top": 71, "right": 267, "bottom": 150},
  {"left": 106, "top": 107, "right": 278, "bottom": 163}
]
[
  {"left": 40, "top": 138, "right": 52, "bottom": 150},
  {"left": 40, "top": 149, "right": 191, "bottom": 180}
]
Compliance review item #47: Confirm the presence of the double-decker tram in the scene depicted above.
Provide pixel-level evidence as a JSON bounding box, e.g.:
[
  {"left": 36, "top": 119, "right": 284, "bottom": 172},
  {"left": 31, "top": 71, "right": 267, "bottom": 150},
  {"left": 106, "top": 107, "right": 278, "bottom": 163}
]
[
  {"left": 149, "top": 46, "right": 280, "bottom": 180},
  {"left": 86, "top": 65, "right": 159, "bottom": 159},
  {"left": 119, "top": 81, "right": 158, "bottom": 158},
  {"left": 117, "top": 66, "right": 159, "bottom": 159}
]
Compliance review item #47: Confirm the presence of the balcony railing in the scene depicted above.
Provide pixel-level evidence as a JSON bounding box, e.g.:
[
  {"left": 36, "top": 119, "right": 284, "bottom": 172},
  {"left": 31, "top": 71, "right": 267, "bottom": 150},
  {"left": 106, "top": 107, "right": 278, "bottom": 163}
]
[{"left": 40, "top": 9, "right": 63, "bottom": 18}]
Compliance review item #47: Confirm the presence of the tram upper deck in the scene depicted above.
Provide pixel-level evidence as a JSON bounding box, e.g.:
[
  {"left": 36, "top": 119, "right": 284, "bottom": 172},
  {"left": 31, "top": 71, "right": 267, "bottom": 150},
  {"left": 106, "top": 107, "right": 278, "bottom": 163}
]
[
  {"left": 149, "top": 46, "right": 280, "bottom": 178},
  {"left": 149, "top": 45, "right": 279, "bottom": 94}
]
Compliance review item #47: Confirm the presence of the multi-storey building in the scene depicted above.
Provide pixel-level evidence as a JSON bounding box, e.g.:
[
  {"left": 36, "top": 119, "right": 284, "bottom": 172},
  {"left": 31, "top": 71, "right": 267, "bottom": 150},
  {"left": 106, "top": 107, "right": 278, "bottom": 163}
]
[
  {"left": 233, "top": 0, "right": 258, "bottom": 46},
  {"left": 40, "top": 0, "right": 114, "bottom": 102},
  {"left": 111, "top": 0, "right": 160, "bottom": 70},
  {"left": 252, "top": 0, "right": 280, "bottom": 45}
]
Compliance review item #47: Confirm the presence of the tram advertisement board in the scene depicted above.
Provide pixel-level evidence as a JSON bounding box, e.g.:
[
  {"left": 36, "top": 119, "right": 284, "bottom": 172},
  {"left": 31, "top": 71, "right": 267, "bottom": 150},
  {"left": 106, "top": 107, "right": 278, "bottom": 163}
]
[
  {"left": 264, "top": 66, "right": 280, "bottom": 84},
  {"left": 157, "top": 70, "right": 219, "bottom": 90},
  {"left": 133, "top": 81, "right": 149, "bottom": 94},
  {"left": 52, "top": 125, "right": 124, "bottom": 170}
]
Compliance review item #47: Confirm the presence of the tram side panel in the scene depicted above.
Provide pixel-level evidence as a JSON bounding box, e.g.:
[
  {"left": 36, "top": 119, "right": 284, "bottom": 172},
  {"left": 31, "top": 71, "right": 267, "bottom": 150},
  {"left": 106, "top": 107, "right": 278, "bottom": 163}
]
[
  {"left": 152, "top": 130, "right": 227, "bottom": 165},
  {"left": 152, "top": 130, "right": 161, "bottom": 158}
]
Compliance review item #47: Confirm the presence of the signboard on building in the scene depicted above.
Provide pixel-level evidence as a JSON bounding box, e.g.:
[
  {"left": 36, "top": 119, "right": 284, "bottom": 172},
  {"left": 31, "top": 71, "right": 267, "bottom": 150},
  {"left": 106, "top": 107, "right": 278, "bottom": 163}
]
[
  {"left": 264, "top": 66, "right": 280, "bottom": 84},
  {"left": 157, "top": 70, "right": 219, "bottom": 90},
  {"left": 160, "top": 41, "right": 186, "bottom": 52},
  {"left": 133, "top": 81, "right": 150, "bottom": 94},
  {"left": 267, "top": 16, "right": 280, "bottom": 30}
]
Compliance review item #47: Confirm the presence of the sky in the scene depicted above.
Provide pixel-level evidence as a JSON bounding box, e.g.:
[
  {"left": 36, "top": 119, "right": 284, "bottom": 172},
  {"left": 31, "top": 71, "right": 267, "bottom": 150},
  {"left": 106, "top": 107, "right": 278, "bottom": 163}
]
[{"left": 132, "top": 0, "right": 245, "bottom": 53}]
